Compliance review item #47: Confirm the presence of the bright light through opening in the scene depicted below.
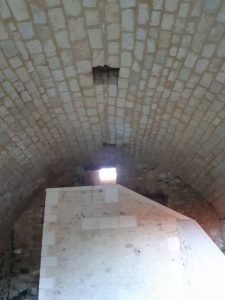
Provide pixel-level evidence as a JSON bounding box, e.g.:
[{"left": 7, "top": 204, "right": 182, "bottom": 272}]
[{"left": 99, "top": 167, "right": 117, "bottom": 182}]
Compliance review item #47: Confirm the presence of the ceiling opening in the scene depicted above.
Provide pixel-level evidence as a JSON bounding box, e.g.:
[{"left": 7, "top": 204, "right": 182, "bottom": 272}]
[
  {"left": 99, "top": 167, "right": 117, "bottom": 184},
  {"left": 93, "top": 65, "right": 119, "bottom": 85}
]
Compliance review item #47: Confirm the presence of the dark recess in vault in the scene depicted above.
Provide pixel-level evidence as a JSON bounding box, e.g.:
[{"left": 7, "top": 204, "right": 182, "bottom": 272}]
[{"left": 93, "top": 65, "right": 119, "bottom": 85}]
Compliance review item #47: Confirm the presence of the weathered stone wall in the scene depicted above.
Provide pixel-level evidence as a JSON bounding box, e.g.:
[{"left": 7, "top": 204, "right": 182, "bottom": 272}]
[
  {"left": 8, "top": 193, "right": 45, "bottom": 300},
  {"left": 39, "top": 185, "right": 190, "bottom": 300},
  {"left": 1, "top": 0, "right": 225, "bottom": 237},
  {"left": 117, "top": 164, "right": 224, "bottom": 247},
  {"left": 6, "top": 171, "right": 78, "bottom": 300},
  {"left": 4, "top": 166, "right": 224, "bottom": 299},
  {"left": 0, "top": 238, "right": 11, "bottom": 300}
]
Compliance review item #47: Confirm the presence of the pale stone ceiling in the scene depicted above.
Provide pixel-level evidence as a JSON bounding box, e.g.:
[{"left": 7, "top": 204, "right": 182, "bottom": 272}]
[{"left": 1, "top": 0, "right": 225, "bottom": 231}]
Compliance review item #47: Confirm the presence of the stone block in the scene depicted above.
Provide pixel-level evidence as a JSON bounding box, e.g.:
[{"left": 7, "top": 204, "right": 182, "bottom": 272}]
[
  {"left": 39, "top": 277, "right": 55, "bottom": 289},
  {"left": 161, "top": 13, "right": 174, "bottom": 30},
  {"left": 41, "top": 256, "right": 58, "bottom": 267},
  {"left": 88, "top": 29, "right": 103, "bottom": 49},
  {"left": 119, "top": 215, "right": 137, "bottom": 228},
  {"left": 81, "top": 217, "right": 99, "bottom": 230},
  {"left": 0, "top": 0, "right": 11, "bottom": 19},
  {"left": 55, "top": 31, "right": 70, "bottom": 49},
  {"left": 7, "top": 0, "right": 29, "bottom": 21},
  {"left": 63, "top": 0, "right": 81, "bottom": 17},
  {"left": 99, "top": 217, "right": 119, "bottom": 229},
  {"left": 138, "top": 4, "right": 149, "bottom": 25},
  {"left": 42, "top": 232, "right": 55, "bottom": 246},
  {"left": 120, "top": 0, "right": 136, "bottom": 8},
  {"left": 165, "top": 0, "right": 179, "bottom": 12},
  {"left": 26, "top": 40, "right": 43, "bottom": 54},
  {"left": 48, "top": 8, "right": 65, "bottom": 32},
  {"left": 105, "top": 185, "right": 118, "bottom": 203},
  {"left": 122, "top": 9, "right": 134, "bottom": 32},
  {"left": 31, "top": 3, "right": 47, "bottom": 24}
]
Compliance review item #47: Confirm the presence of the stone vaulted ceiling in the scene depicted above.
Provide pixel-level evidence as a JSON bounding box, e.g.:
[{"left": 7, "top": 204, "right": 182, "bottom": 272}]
[{"left": 1, "top": 0, "right": 225, "bottom": 231}]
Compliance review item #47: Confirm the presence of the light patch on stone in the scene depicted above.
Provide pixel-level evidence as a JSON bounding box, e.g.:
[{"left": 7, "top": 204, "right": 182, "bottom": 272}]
[
  {"left": 99, "top": 217, "right": 119, "bottom": 229},
  {"left": 119, "top": 215, "right": 137, "bottom": 228},
  {"left": 39, "top": 277, "right": 55, "bottom": 289},
  {"left": 105, "top": 185, "right": 118, "bottom": 203},
  {"left": 45, "top": 214, "right": 57, "bottom": 223},
  {"left": 168, "top": 237, "right": 180, "bottom": 251},
  {"left": 46, "top": 192, "right": 59, "bottom": 206},
  {"left": 41, "top": 256, "right": 58, "bottom": 267},
  {"left": 42, "top": 232, "right": 55, "bottom": 246}
]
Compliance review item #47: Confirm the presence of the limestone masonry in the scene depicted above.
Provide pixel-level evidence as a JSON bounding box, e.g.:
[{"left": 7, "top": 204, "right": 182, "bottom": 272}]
[
  {"left": 1, "top": 0, "right": 225, "bottom": 236},
  {"left": 1, "top": 0, "right": 225, "bottom": 298}
]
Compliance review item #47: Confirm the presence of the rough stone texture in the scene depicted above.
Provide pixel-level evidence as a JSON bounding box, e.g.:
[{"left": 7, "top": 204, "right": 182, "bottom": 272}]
[
  {"left": 4, "top": 171, "right": 80, "bottom": 300},
  {"left": 1, "top": 0, "right": 225, "bottom": 237},
  {"left": 0, "top": 239, "right": 11, "bottom": 300},
  {"left": 39, "top": 185, "right": 189, "bottom": 300},
  {"left": 2, "top": 165, "right": 223, "bottom": 299},
  {"left": 8, "top": 193, "right": 44, "bottom": 300},
  {"left": 117, "top": 164, "right": 223, "bottom": 247},
  {"left": 38, "top": 185, "right": 225, "bottom": 300}
]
